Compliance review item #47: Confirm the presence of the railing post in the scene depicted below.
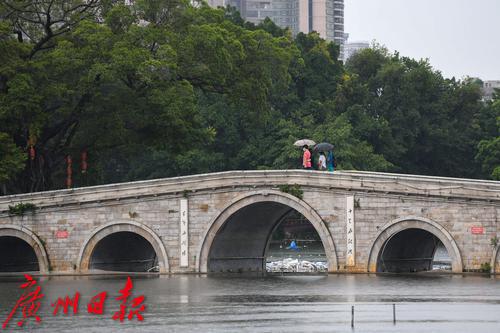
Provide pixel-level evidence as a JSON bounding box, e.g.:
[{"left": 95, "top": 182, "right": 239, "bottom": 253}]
[{"left": 351, "top": 305, "right": 354, "bottom": 328}]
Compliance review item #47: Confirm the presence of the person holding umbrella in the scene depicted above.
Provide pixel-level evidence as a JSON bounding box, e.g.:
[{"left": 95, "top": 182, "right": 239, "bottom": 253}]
[
  {"left": 313, "top": 142, "right": 335, "bottom": 172},
  {"left": 294, "top": 139, "right": 315, "bottom": 170},
  {"left": 302, "top": 145, "right": 312, "bottom": 170},
  {"left": 318, "top": 152, "right": 327, "bottom": 170}
]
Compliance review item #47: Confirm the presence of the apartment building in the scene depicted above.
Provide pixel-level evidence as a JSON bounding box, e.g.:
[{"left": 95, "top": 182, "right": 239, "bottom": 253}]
[{"left": 218, "top": 0, "right": 345, "bottom": 58}]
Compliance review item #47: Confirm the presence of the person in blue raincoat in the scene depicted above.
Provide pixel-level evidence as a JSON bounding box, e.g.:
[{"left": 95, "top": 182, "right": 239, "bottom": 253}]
[
  {"left": 327, "top": 150, "right": 335, "bottom": 172},
  {"left": 287, "top": 240, "right": 300, "bottom": 251}
]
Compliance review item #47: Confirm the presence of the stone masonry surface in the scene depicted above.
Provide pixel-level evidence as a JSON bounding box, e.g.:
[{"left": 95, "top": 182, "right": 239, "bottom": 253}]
[{"left": 0, "top": 170, "right": 499, "bottom": 274}]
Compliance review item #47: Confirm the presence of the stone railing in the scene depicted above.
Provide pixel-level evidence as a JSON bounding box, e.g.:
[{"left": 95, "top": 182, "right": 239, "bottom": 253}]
[{"left": 1, "top": 170, "right": 499, "bottom": 214}]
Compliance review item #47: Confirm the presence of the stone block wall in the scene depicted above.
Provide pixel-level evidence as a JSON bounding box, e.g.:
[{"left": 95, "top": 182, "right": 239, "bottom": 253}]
[{"left": 0, "top": 170, "right": 498, "bottom": 274}]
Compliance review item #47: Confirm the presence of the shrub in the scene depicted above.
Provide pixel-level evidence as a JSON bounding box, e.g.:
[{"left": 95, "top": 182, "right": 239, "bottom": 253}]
[
  {"left": 480, "top": 262, "right": 491, "bottom": 273},
  {"left": 8, "top": 203, "right": 38, "bottom": 216},
  {"left": 279, "top": 184, "right": 303, "bottom": 199}
]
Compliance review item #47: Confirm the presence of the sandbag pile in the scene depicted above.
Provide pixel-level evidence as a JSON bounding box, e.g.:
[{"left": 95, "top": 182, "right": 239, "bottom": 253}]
[{"left": 266, "top": 258, "right": 328, "bottom": 273}]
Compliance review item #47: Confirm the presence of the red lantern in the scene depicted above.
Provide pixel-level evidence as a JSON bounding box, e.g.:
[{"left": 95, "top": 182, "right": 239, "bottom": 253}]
[
  {"left": 29, "top": 146, "right": 36, "bottom": 160},
  {"left": 66, "top": 155, "right": 72, "bottom": 189},
  {"left": 27, "top": 134, "right": 37, "bottom": 161},
  {"left": 81, "top": 150, "right": 88, "bottom": 174}
]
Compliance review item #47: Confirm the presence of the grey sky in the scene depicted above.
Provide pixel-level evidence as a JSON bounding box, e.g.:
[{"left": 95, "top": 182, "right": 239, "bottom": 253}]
[{"left": 345, "top": 0, "right": 500, "bottom": 80}]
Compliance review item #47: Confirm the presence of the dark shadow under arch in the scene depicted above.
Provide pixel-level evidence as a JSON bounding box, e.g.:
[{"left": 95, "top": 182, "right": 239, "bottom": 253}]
[
  {"left": 0, "top": 236, "right": 39, "bottom": 272},
  {"left": 78, "top": 221, "right": 169, "bottom": 273},
  {"left": 207, "top": 202, "right": 332, "bottom": 273},
  {"left": 208, "top": 202, "right": 297, "bottom": 272},
  {"left": 367, "top": 217, "right": 463, "bottom": 273},
  {"left": 0, "top": 226, "right": 49, "bottom": 273},
  {"left": 89, "top": 231, "right": 158, "bottom": 272},
  {"left": 198, "top": 191, "right": 337, "bottom": 273},
  {"left": 376, "top": 228, "right": 450, "bottom": 273}
]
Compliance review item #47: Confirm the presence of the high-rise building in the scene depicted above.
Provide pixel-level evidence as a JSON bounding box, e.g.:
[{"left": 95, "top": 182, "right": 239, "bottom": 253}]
[
  {"left": 271, "top": 0, "right": 301, "bottom": 35},
  {"left": 207, "top": 0, "right": 226, "bottom": 7},
  {"left": 482, "top": 80, "right": 500, "bottom": 101},
  {"left": 343, "top": 41, "right": 369, "bottom": 62},
  {"left": 225, "top": 0, "right": 273, "bottom": 25},
  {"left": 217, "top": 0, "right": 345, "bottom": 58}
]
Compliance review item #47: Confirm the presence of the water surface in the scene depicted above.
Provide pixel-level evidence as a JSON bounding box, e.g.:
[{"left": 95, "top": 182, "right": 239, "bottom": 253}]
[{"left": 0, "top": 274, "right": 499, "bottom": 332}]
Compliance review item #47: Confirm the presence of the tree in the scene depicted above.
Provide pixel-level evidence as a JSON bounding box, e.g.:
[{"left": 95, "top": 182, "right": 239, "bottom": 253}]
[
  {"left": 476, "top": 137, "right": 500, "bottom": 180},
  {"left": 0, "top": 132, "right": 26, "bottom": 189},
  {"left": 345, "top": 47, "right": 488, "bottom": 178},
  {"left": 2, "top": 0, "right": 100, "bottom": 58},
  {"left": 1, "top": 1, "right": 497, "bottom": 195},
  {"left": 0, "top": 1, "right": 300, "bottom": 192},
  {"left": 475, "top": 99, "right": 500, "bottom": 180}
]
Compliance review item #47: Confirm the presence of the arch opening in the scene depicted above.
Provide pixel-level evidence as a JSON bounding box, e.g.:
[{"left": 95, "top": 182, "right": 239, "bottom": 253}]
[
  {"left": 377, "top": 228, "right": 451, "bottom": 273},
  {"left": 266, "top": 210, "right": 327, "bottom": 273},
  {"left": 89, "top": 232, "right": 158, "bottom": 272},
  {"left": 207, "top": 201, "right": 329, "bottom": 274},
  {"left": 0, "top": 236, "right": 40, "bottom": 272}
]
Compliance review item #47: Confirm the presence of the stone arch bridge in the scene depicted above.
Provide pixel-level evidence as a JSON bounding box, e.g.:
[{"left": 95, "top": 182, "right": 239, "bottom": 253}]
[{"left": 0, "top": 170, "right": 499, "bottom": 274}]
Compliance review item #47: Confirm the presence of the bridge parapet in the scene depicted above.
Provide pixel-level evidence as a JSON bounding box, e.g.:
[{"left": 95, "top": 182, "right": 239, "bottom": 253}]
[{"left": 1, "top": 170, "right": 499, "bottom": 215}]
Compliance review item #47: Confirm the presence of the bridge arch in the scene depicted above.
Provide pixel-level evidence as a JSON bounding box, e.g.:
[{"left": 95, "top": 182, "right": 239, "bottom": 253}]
[
  {"left": 367, "top": 216, "right": 463, "bottom": 273},
  {"left": 197, "top": 190, "right": 338, "bottom": 273},
  {"left": 0, "top": 225, "right": 49, "bottom": 273},
  {"left": 77, "top": 221, "right": 169, "bottom": 273}
]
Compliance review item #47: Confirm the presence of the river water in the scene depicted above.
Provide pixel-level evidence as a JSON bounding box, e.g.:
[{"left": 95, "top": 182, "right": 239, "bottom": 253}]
[{"left": 0, "top": 274, "right": 499, "bottom": 332}]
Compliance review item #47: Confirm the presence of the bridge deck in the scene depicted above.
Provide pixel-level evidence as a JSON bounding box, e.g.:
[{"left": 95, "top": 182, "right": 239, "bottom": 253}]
[{"left": 1, "top": 170, "right": 499, "bottom": 215}]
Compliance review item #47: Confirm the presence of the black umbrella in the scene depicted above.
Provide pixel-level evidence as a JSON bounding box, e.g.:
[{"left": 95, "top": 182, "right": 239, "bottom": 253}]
[{"left": 313, "top": 142, "right": 334, "bottom": 152}]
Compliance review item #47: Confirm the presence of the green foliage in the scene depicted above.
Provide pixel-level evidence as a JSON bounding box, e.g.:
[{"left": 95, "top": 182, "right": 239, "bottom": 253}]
[
  {"left": 278, "top": 184, "right": 303, "bottom": 199},
  {"left": 354, "top": 198, "right": 361, "bottom": 209},
  {"left": 345, "top": 47, "right": 495, "bottom": 178},
  {"left": 480, "top": 262, "right": 491, "bottom": 273},
  {"left": 345, "top": 45, "right": 390, "bottom": 81},
  {"left": 0, "top": 132, "right": 26, "bottom": 183},
  {"left": 475, "top": 101, "right": 500, "bottom": 180},
  {"left": 492, "top": 167, "right": 500, "bottom": 180},
  {"left": 476, "top": 137, "right": 500, "bottom": 180},
  {"left": 257, "top": 17, "right": 289, "bottom": 38},
  {"left": 0, "top": 2, "right": 497, "bottom": 195},
  {"left": 8, "top": 203, "right": 37, "bottom": 216},
  {"left": 491, "top": 236, "right": 499, "bottom": 248}
]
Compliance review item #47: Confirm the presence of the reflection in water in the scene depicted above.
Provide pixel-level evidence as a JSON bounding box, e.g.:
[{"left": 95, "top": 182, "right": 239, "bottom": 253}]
[{"left": 0, "top": 275, "right": 499, "bottom": 332}]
